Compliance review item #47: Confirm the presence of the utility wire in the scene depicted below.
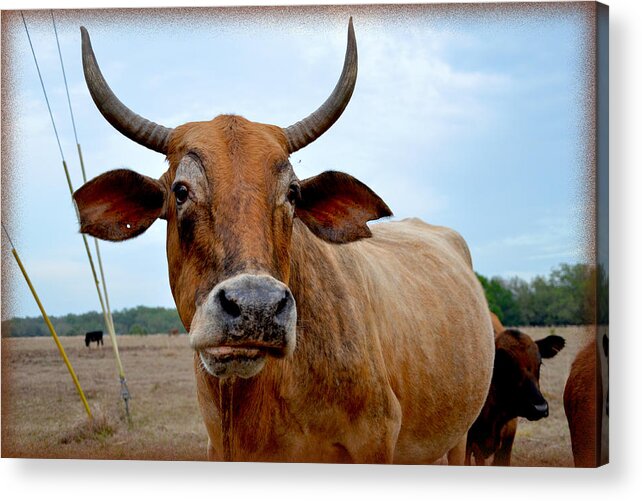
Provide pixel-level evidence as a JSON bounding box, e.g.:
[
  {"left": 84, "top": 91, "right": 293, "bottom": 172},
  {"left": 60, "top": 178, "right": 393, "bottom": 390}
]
[
  {"left": 21, "top": 12, "right": 130, "bottom": 421},
  {"left": 51, "top": 12, "right": 79, "bottom": 144},
  {"left": 51, "top": 11, "right": 117, "bottom": 350},
  {"left": 20, "top": 12, "right": 66, "bottom": 164},
  {"left": 1, "top": 221, "right": 16, "bottom": 248}
]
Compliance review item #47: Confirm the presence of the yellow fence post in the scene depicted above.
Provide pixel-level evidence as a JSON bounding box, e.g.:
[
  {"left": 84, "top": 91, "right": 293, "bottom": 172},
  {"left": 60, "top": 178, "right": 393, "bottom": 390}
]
[{"left": 3, "top": 227, "right": 92, "bottom": 420}]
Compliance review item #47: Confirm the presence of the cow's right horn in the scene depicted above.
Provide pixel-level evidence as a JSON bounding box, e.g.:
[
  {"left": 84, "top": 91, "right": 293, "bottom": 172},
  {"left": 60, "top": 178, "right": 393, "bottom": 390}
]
[
  {"left": 283, "top": 18, "right": 358, "bottom": 153},
  {"left": 81, "top": 27, "right": 173, "bottom": 154}
]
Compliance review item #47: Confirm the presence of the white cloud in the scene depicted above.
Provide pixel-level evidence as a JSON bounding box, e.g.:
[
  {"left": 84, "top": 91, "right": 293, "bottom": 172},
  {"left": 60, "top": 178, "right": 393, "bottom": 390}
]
[{"left": 471, "top": 211, "right": 583, "bottom": 278}]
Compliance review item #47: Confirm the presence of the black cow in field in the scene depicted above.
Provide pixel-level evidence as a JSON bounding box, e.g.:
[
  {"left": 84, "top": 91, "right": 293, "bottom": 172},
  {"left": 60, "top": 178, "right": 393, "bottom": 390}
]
[{"left": 85, "top": 330, "right": 103, "bottom": 347}]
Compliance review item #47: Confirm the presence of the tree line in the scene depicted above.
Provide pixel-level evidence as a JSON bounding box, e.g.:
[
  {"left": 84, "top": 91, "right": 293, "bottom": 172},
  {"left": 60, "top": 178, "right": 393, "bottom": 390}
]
[
  {"left": 477, "top": 263, "right": 608, "bottom": 327},
  {"left": 1, "top": 305, "right": 185, "bottom": 338},
  {"left": 1, "top": 263, "right": 607, "bottom": 337}
]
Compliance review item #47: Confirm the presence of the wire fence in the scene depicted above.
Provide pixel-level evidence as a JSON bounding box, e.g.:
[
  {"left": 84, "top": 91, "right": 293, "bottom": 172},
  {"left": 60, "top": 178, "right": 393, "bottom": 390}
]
[{"left": 17, "top": 11, "right": 131, "bottom": 421}]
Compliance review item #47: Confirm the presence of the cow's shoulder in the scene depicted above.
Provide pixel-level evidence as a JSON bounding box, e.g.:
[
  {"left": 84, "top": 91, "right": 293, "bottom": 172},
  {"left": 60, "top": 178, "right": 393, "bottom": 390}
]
[{"left": 370, "top": 217, "right": 474, "bottom": 268}]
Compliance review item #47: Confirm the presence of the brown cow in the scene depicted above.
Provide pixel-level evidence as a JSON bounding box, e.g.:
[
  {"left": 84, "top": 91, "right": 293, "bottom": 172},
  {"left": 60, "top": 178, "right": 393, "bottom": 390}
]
[
  {"left": 73, "top": 20, "right": 494, "bottom": 463},
  {"left": 466, "top": 327, "right": 565, "bottom": 466},
  {"left": 490, "top": 312, "right": 504, "bottom": 337},
  {"left": 564, "top": 330, "right": 609, "bottom": 467}
]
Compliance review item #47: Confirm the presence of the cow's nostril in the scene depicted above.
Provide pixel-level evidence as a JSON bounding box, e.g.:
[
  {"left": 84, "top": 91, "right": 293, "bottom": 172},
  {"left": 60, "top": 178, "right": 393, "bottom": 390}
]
[
  {"left": 534, "top": 402, "right": 548, "bottom": 416},
  {"left": 218, "top": 289, "right": 241, "bottom": 318},
  {"left": 275, "top": 293, "right": 290, "bottom": 316}
]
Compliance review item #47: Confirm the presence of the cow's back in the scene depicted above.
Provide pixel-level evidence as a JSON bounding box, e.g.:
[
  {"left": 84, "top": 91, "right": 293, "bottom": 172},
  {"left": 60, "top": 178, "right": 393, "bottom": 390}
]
[
  {"left": 340, "top": 218, "right": 495, "bottom": 463},
  {"left": 490, "top": 312, "right": 505, "bottom": 337}
]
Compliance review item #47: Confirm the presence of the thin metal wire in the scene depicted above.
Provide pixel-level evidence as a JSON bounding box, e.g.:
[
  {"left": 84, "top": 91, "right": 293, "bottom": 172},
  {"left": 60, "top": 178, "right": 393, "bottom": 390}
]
[
  {"left": 51, "top": 12, "right": 79, "bottom": 145},
  {"left": 21, "top": 12, "right": 131, "bottom": 420},
  {"left": 51, "top": 10, "right": 118, "bottom": 357},
  {"left": 1, "top": 221, "right": 16, "bottom": 248},
  {"left": 21, "top": 12, "right": 65, "bottom": 162}
]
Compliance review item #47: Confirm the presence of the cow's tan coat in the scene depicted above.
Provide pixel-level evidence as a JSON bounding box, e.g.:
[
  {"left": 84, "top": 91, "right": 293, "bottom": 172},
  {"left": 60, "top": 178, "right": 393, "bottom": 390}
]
[{"left": 194, "top": 217, "right": 494, "bottom": 463}]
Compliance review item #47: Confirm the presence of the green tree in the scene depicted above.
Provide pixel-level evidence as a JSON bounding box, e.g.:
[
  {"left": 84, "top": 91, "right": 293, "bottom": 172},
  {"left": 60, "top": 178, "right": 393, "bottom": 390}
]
[
  {"left": 2, "top": 263, "right": 603, "bottom": 337},
  {"left": 476, "top": 273, "right": 521, "bottom": 326},
  {"left": 129, "top": 323, "right": 148, "bottom": 335}
]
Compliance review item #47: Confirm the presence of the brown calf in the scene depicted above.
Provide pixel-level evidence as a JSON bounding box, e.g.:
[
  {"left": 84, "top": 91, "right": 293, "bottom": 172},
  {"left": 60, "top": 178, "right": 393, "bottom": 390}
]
[
  {"left": 564, "top": 331, "right": 609, "bottom": 467},
  {"left": 466, "top": 327, "right": 565, "bottom": 466},
  {"left": 73, "top": 20, "right": 495, "bottom": 463}
]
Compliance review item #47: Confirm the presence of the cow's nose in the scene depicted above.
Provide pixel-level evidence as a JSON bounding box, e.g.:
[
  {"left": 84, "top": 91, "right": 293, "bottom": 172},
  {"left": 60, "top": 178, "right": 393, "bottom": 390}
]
[
  {"left": 531, "top": 402, "right": 549, "bottom": 419},
  {"left": 215, "top": 275, "right": 295, "bottom": 334},
  {"left": 189, "top": 273, "right": 297, "bottom": 365}
]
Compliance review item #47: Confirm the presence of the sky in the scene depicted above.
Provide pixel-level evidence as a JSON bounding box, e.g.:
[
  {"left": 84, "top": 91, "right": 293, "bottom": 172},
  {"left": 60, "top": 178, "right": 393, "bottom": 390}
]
[{"left": 1, "top": 5, "right": 592, "bottom": 318}]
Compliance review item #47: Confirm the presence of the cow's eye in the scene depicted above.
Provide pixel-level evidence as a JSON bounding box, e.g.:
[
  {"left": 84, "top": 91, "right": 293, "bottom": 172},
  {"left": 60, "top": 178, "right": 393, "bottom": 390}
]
[
  {"left": 287, "top": 183, "right": 301, "bottom": 205},
  {"left": 173, "top": 183, "right": 189, "bottom": 205}
]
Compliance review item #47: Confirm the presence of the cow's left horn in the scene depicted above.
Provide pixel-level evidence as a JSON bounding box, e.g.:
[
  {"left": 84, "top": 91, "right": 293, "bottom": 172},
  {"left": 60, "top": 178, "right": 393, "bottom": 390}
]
[
  {"left": 81, "top": 27, "right": 173, "bottom": 154},
  {"left": 284, "top": 18, "right": 358, "bottom": 153}
]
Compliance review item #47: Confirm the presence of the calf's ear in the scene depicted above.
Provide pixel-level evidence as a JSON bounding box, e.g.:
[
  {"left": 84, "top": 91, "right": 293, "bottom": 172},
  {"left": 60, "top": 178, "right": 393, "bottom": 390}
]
[
  {"left": 536, "top": 335, "right": 566, "bottom": 359},
  {"left": 73, "top": 169, "right": 166, "bottom": 241},
  {"left": 296, "top": 171, "right": 392, "bottom": 244}
]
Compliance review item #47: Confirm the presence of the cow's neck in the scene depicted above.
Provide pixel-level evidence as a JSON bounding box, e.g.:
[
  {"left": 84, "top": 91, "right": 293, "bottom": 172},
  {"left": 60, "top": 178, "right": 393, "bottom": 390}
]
[
  {"left": 472, "top": 385, "right": 515, "bottom": 456},
  {"left": 272, "top": 219, "right": 360, "bottom": 379},
  {"left": 208, "top": 221, "right": 363, "bottom": 459},
  {"left": 288, "top": 219, "right": 355, "bottom": 342}
]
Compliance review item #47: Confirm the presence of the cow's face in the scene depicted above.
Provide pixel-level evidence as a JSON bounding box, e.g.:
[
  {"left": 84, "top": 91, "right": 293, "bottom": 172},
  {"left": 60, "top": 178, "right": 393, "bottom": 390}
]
[
  {"left": 72, "top": 21, "right": 391, "bottom": 379},
  {"left": 74, "top": 118, "right": 389, "bottom": 379},
  {"left": 493, "top": 330, "right": 565, "bottom": 421}
]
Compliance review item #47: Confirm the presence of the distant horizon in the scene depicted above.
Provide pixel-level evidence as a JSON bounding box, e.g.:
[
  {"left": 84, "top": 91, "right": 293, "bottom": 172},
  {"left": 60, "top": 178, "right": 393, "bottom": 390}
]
[
  {"left": 3, "top": 260, "right": 588, "bottom": 321},
  {"left": 3, "top": 304, "right": 180, "bottom": 321}
]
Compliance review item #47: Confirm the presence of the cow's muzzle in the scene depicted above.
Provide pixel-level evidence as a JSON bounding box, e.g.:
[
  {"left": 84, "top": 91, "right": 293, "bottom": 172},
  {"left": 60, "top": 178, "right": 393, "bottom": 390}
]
[
  {"left": 190, "top": 274, "right": 297, "bottom": 379},
  {"left": 525, "top": 401, "right": 549, "bottom": 421}
]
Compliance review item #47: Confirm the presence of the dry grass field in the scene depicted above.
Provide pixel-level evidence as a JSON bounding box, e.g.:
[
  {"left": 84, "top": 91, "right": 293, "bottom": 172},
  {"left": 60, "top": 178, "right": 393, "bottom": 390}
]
[{"left": 1, "top": 326, "right": 594, "bottom": 465}]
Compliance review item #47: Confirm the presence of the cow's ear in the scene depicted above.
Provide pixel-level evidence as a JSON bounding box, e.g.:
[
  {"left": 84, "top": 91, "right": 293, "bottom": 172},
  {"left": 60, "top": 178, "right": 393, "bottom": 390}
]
[
  {"left": 73, "top": 169, "right": 166, "bottom": 241},
  {"left": 536, "top": 335, "right": 566, "bottom": 359},
  {"left": 295, "top": 171, "right": 392, "bottom": 244}
]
